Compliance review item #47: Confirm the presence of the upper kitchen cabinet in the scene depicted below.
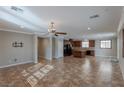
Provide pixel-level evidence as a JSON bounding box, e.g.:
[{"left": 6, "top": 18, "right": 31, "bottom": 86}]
[{"left": 89, "top": 40, "right": 95, "bottom": 47}]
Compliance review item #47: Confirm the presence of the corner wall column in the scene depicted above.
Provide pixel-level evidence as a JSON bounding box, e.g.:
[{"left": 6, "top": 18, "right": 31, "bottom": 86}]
[{"left": 33, "top": 35, "right": 38, "bottom": 63}]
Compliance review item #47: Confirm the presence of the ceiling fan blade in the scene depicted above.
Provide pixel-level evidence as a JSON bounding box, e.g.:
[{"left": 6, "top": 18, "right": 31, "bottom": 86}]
[
  {"left": 55, "top": 33, "right": 58, "bottom": 36},
  {"left": 55, "top": 32, "right": 67, "bottom": 35}
]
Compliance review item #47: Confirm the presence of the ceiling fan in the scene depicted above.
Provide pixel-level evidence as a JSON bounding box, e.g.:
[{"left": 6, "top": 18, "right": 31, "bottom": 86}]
[{"left": 48, "top": 22, "right": 67, "bottom": 36}]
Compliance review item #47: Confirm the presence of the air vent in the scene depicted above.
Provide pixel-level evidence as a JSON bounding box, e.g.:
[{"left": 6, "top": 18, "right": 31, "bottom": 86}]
[
  {"left": 11, "top": 6, "right": 23, "bottom": 13},
  {"left": 90, "top": 14, "right": 99, "bottom": 19}
]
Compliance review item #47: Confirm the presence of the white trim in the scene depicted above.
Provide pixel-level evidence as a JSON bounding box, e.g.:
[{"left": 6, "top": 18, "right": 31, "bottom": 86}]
[
  {"left": 0, "top": 28, "right": 49, "bottom": 36},
  {"left": 0, "top": 60, "right": 34, "bottom": 69},
  {"left": 0, "top": 28, "right": 34, "bottom": 35},
  {"left": 39, "top": 56, "right": 63, "bottom": 60},
  {"left": 95, "top": 55, "right": 117, "bottom": 58},
  {"left": 54, "top": 56, "right": 64, "bottom": 59},
  {"left": 38, "top": 56, "right": 52, "bottom": 61},
  {"left": 38, "top": 56, "right": 46, "bottom": 59},
  {"left": 33, "top": 35, "right": 38, "bottom": 63},
  {"left": 46, "top": 57, "right": 52, "bottom": 60},
  {"left": 53, "top": 56, "right": 64, "bottom": 59}
]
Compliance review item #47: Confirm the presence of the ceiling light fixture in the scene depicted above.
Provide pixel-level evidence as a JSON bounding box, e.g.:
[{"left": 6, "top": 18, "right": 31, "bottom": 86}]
[
  {"left": 47, "top": 22, "right": 67, "bottom": 36},
  {"left": 48, "top": 22, "right": 56, "bottom": 33},
  {"left": 88, "top": 27, "right": 91, "bottom": 30}
]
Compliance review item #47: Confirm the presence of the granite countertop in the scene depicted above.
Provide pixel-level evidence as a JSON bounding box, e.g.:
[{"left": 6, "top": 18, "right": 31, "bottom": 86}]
[{"left": 73, "top": 47, "right": 95, "bottom": 51}]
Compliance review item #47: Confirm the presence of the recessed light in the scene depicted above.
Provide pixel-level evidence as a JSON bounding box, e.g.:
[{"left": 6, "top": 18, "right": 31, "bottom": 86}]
[
  {"left": 88, "top": 27, "right": 91, "bottom": 30},
  {"left": 20, "top": 25, "right": 24, "bottom": 28}
]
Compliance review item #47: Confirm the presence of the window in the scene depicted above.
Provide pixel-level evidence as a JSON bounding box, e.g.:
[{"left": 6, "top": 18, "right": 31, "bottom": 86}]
[
  {"left": 82, "top": 41, "right": 89, "bottom": 48},
  {"left": 100, "top": 40, "right": 112, "bottom": 49}
]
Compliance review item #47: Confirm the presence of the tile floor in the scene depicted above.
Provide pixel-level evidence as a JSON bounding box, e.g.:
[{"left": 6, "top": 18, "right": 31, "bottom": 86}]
[{"left": 0, "top": 56, "right": 124, "bottom": 87}]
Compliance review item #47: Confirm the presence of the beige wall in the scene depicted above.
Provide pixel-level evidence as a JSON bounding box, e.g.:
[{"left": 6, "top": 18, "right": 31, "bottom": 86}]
[
  {"left": 95, "top": 39, "right": 117, "bottom": 57},
  {"left": 52, "top": 37, "right": 63, "bottom": 58},
  {"left": 0, "top": 31, "right": 34, "bottom": 68},
  {"left": 118, "top": 29, "right": 124, "bottom": 78},
  {"left": 57, "top": 38, "right": 64, "bottom": 58},
  {"left": 116, "top": 7, "right": 124, "bottom": 79},
  {"left": 38, "top": 37, "right": 52, "bottom": 60},
  {"left": 38, "top": 37, "right": 63, "bottom": 60}
]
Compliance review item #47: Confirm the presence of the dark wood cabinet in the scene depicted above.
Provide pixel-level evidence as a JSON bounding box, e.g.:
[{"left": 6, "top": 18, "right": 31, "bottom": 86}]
[
  {"left": 73, "top": 50, "right": 86, "bottom": 58},
  {"left": 89, "top": 40, "right": 95, "bottom": 47},
  {"left": 72, "top": 41, "right": 82, "bottom": 47},
  {"left": 71, "top": 40, "right": 95, "bottom": 48},
  {"left": 90, "top": 50, "right": 95, "bottom": 56},
  {"left": 86, "top": 50, "right": 95, "bottom": 56}
]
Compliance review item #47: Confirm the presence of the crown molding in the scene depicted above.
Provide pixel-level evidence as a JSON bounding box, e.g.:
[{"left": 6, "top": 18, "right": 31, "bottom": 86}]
[{"left": 0, "top": 28, "right": 34, "bottom": 35}]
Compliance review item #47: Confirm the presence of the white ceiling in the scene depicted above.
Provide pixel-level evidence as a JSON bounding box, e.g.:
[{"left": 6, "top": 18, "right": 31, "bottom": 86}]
[{"left": 0, "top": 6, "right": 123, "bottom": 39}]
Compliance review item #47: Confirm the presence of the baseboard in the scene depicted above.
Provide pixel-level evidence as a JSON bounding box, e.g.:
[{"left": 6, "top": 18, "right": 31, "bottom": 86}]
[
  {"left": 39, "top": 56, "right": 63, "bottom": 60},
  {"left": 52, "top": 55, "right": 64, "bottom": 59},
  {"left": 53, "top": 56, "right": 59, "bottom": 59},
  {"left": 38, "top": 56, "right": 52, "bottom": 61},
  {"left": 38, "top": 56, "right": 45, "bottom": 59},
  {"left": 95, "top": 55, "right": 117, "bottom": 58},
  {"left": 0, "top": 60, "right": 34, "bottom": 69},
  {"left": 56, "top": 57, "right": 64, "bottom": 59}
]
